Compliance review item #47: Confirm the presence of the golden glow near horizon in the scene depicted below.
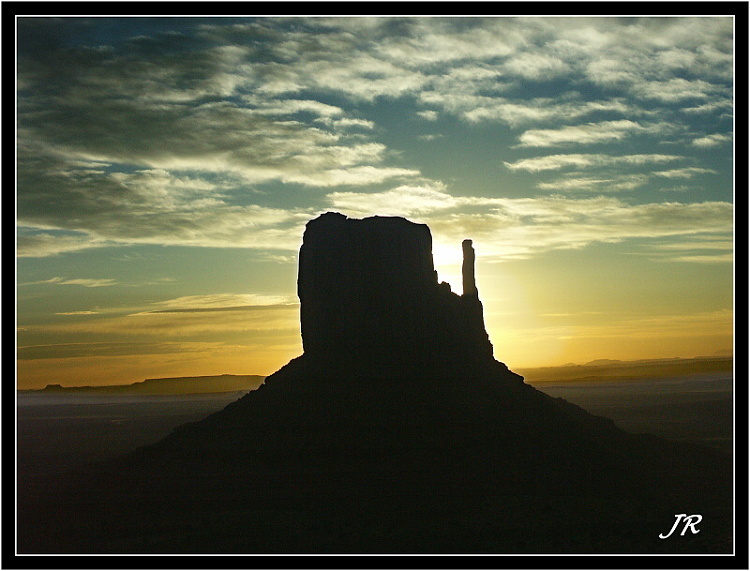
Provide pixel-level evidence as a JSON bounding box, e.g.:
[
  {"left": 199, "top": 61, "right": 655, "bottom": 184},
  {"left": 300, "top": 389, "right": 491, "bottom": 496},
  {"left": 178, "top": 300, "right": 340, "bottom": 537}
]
[{"left": 16, "top": 17, "right": 734, "bottom": 388}]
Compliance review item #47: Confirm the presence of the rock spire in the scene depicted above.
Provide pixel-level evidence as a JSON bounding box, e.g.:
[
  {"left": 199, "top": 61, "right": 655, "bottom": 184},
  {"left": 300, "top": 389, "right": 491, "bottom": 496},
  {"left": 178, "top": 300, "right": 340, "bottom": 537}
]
[{"left": 462, "top": 239, "right": 477, "bottom": 297}]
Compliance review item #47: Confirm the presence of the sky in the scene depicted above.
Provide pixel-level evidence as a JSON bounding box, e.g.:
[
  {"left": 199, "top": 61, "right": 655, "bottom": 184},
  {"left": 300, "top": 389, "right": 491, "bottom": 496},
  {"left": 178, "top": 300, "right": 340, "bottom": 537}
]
[{"left": 15, "top": 16, "right": 736, "bottom": 389}]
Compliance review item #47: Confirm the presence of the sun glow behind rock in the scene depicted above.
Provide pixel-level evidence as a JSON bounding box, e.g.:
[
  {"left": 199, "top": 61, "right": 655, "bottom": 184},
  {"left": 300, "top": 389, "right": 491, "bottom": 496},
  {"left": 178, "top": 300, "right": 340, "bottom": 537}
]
[{"left": 432, "top": 241, "right": 464, "bottom": 292}]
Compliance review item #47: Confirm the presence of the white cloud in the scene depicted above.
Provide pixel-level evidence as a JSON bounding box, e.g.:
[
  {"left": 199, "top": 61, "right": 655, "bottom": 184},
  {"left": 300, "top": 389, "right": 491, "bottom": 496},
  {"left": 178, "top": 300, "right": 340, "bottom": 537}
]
[
  {"left": 150, "top": 294, "right": 298, "bottom": 311},
  {"left": 517, "top": 120, "right": 659, "bottom": 147},
  {"left": 669, "top": 254, "right": 733, "bottom": 263},
  {"left": 248, "top": 98, "right": 346, "bottom": 118},
  {"left": 20, "top": 277, "right": 118, "bottom": 288},
  {"left": 682, "top": 100, "right": 734, "bottom": 115},
  {"left": 16, "top": 232, "right": 107, "bottom": 258},
  {"left": 281, "top": 165, "right": 420, "bottom": 187},
  {"left": 632, "top": 78, "right": 730, "bottom": 103},
  {"left": 55, "top": 311, "right": 101, "bottom": 316},
  {"left": 504, "top": 154, "right": 685, "bottom": 172},
  {"left": 370, "top": 18, "right": 523, "bottom": 65},
  {"left": 320, "top": 117, "right": 376, "bottom": 130},
  {"left": 536, "top": 175, "right": 649, "bottom": 192},
  {"left": 643, "top": 236, "right": 734, "bottom": 264},
  {"left": 328, "top": 182, "right": 462, "bottom": 218},
  {"left": 533, "top": 165, "right": 718, "bottom": 193},
  {"left": 461, "top": 99, "right": 641, "bottom": 128},
  {"left": 650, "top": 238, "right": 734, "bottom": 252},
  {"left": 417, "top": 110, "right": 439, "bottom": 121},
  {"left": 692, "top": 133, "right": 732, "bottom": 147},
  {"left": 653, "top": 167, "right": 717, "bottom": 179},
  {"left": 502, "top": 51, "right": 570, "bottom": 80}
]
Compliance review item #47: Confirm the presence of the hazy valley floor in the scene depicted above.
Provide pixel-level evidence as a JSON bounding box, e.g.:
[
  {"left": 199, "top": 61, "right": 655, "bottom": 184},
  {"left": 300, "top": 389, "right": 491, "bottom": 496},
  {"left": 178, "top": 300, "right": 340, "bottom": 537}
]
[
  {"left": 527, "top": 373, "right": 733, "bottom": 455},
  {"left": 16, "top": 391, "right": 248, "bottom": 481},
  {"left": 17, "top": 365, "right": 733, "bottom": 484}
]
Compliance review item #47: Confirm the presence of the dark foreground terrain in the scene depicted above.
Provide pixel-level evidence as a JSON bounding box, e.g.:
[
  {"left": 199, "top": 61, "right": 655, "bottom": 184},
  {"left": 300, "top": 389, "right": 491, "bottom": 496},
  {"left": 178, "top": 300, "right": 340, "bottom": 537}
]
[{"left": 17, "top": 366, "right": 734, "bottom": 555}]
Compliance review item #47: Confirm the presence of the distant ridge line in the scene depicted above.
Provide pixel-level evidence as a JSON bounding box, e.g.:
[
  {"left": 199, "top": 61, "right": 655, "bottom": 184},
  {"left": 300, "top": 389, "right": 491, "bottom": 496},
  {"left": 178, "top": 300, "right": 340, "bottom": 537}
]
[{"left": 19, "top": 374, "right": 266, "bottom": 395}]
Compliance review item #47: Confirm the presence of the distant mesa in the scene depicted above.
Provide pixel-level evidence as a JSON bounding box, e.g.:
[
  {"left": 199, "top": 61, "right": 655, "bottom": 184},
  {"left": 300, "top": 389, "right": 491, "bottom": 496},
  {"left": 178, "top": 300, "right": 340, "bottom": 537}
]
[
  {"left": 40, "top": 383, "right": 65, "bottom": 391},
  {"left": 17, "top": 212, "right": 733, "bottom": 554},
  {"left": 584, "top": 359, "right": 623, "bottom": 366},
  {"left": 25, "top": 375, "right": 265, "bottom": 396}
]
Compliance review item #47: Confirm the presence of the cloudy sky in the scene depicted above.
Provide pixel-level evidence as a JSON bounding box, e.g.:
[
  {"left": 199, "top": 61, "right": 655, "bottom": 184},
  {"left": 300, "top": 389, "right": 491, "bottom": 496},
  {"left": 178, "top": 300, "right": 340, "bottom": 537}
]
[{"left": 16, "top": 16, "right": 735, "bottom": 388}]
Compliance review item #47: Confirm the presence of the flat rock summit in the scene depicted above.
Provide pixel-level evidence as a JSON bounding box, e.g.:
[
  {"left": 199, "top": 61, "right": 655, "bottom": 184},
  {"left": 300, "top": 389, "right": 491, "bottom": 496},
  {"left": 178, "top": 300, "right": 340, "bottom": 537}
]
[
  {"left": 18, "top": 213, "right": 733, "bottom": 554},
  {"left": 297, "top": 212, "right": 505, "bottom": 380}
]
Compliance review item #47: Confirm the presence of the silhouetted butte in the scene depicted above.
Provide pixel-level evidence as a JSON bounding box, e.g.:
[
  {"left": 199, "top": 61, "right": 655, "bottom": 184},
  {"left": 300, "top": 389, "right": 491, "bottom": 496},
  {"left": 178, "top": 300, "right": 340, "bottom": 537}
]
[{"left": 297, "top": 212, "right": 512, "bottom": 379}]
